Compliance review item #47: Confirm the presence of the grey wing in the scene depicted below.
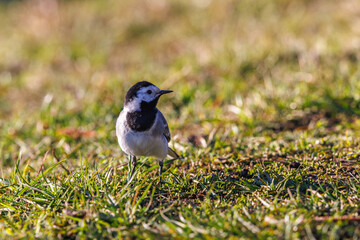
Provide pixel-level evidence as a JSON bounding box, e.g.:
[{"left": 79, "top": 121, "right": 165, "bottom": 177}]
[{"left": 158, "top": 111, "right": 171, "bottom": 142}]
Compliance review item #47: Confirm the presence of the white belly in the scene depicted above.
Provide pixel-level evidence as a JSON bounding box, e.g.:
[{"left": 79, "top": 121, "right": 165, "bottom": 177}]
[
  {"left": 116, "top": 111, "right": 168, "bottom": 159},
  {"left": 119, "top": 131, "right": 168, "bottom": 159}
]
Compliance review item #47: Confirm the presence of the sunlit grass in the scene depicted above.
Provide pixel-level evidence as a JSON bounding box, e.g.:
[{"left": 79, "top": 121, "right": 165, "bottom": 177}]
[{"left": 1, "top": 0, "right": 360, "bottom": 239}]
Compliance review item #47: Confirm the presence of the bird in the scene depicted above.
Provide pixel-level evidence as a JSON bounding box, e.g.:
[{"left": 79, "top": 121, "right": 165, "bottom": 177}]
[{"left": 116, "top": 81, "right": 179, "bottom": 182}]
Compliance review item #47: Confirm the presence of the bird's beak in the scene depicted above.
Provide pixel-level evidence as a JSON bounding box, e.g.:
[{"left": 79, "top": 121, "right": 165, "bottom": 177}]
[{"left": 158, "top": 90, "right": 173, "bottom": 96}]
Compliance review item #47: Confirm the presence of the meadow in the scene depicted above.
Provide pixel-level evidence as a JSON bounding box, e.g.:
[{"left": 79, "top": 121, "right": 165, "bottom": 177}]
[{"left": 0, "top": 0, "right": 360, "bottom": 239}]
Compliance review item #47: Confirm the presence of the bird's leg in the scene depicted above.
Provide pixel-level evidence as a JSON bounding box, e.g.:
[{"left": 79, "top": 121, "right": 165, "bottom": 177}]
[
  {"left": 128, "top": 155, "right": 137, "bottom": 181},
  {"left": 158, "top": 160, "right": 164, "bottom": 183}
]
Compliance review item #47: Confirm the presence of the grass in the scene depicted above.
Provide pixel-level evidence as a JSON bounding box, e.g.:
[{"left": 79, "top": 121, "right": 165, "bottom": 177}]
[{"left": 0, "top": 0, "right": 360, "bottom": 239}]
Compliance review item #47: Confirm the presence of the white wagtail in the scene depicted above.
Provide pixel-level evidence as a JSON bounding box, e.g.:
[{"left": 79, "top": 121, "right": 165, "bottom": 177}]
[{"left": 116, "top": 81, "right": 179, "bottom": 181}]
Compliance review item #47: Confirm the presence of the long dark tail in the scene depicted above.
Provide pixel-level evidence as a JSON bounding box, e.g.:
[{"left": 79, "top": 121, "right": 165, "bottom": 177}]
[{"left": 167, "top": 147, "right": 179, "bottom": 158}]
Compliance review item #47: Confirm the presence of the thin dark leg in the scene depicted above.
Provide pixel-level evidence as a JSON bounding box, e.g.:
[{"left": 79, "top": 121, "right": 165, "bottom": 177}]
[
  {"left": 158, "top": 160, "right": 164, "bottom": 183},
  {"left": 128, "top": 155, "right": 137, "bottom": 181},
  {"left": 127, "top": 157, "right": 131, "bottom": 180}
]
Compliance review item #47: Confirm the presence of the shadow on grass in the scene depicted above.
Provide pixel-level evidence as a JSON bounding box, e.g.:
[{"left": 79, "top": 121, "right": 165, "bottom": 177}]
[
  {"left": 266, "top": 92, "right": 360, "bottom": 132},
  {"left": 310, "top": 93, "right": 360, "bottom": 117}
]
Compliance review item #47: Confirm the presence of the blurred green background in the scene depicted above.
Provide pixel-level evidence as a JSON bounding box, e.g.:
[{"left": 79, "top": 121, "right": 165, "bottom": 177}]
[
  {"left": 1, "top": 0, "right": 360, "bottom": 164},
  {"left": 1, "top": 0, "right": 360, "bottom": 238}
]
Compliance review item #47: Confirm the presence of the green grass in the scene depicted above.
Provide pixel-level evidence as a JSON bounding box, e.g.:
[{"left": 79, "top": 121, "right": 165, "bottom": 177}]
[{"left": 1, "top": 0, "right": 360, "bottom": 239}]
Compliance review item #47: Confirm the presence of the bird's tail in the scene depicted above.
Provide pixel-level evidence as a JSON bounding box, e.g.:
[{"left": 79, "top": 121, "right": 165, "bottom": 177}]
[{"left": 167, "top": 147, "right": 180, "bottom": 158}]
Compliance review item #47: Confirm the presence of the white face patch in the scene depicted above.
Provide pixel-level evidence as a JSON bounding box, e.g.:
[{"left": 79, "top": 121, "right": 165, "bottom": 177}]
[
  {"left": 136, "top": 85, "right": 161, "bottom": 103},
  {"left": 124, "top": 99, "right": 140, "bottom": 112},
  {"left": 124, "top": 85, "right": 160, "bottom": 112}
]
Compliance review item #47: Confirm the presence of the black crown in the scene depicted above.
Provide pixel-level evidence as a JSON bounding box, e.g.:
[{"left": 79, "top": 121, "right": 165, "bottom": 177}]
[{"left": 125, "top": 81, "right": 154, "bottom": 105}]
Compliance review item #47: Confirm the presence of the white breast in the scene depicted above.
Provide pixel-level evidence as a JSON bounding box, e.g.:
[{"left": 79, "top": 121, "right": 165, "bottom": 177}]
[{"left": 116, "top": 110, "right": 168, "bottom": 159}]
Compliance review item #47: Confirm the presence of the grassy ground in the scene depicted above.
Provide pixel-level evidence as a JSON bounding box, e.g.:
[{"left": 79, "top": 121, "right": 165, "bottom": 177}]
[{"left": 1, "top": 0, "right": 360, "bottom": 239}]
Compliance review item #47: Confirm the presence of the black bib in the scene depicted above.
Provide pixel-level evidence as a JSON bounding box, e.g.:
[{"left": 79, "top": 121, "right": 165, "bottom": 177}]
[{"left": 126, "top": 98, "right": 159, "bottom": 132}]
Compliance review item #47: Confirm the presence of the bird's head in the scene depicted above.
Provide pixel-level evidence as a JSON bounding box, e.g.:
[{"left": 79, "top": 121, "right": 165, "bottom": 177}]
[{"left": 124, "top": 81, "right": 172, "bottom": 112}]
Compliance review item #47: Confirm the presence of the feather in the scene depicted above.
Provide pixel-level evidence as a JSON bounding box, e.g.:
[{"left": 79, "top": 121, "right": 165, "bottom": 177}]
[
  {"left": 168, "top": 147, "right": 179, "bottom": 158},
  {"left": 158, "top": 111, "right": 171, "bottom": 142}
]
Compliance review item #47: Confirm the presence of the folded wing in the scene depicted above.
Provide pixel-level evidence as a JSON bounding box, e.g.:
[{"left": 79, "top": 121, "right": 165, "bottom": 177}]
[
  {"left": 158, "top": 110, "right": 171, "bottom": 142},
  {"left": 158, "top": 111, "right": 179, "bottom": 158}
]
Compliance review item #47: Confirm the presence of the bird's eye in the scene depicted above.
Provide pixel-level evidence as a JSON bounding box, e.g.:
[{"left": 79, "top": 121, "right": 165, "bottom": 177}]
[{"left": 147, "top": 90, "right": 152, "bottom": 94}]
